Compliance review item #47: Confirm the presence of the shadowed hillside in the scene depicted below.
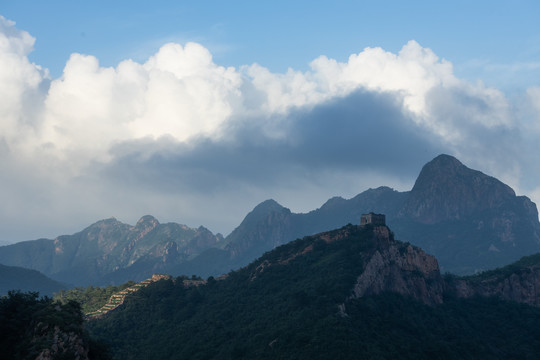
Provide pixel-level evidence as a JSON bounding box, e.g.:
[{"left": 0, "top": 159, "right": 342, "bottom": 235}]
[{"left": 87, "top": 223, "right": 540, "bottom": 359}]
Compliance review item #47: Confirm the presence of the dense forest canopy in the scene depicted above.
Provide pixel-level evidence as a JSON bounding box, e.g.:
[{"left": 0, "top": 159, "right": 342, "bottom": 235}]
[
  {"left": 86, "top": 225, "right": 540, "bottom": 359},
  {"left": 0, "top": 291, "right": 110, "bottom": 359}
]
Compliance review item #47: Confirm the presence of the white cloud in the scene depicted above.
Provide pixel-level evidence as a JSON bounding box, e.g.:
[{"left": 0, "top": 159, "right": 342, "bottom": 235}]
[
  {"left": 135, "top": 42, "right": 242, "bottom": 138},
  {"left": 0, "top": 16, "right": 48, "bottom": 147},
  {"left": 39, "top": 42, "right": 243, "bottom": 164},
  {"left": 1, "top": 16, "right": 540, "bottom": 241},
  {"left": 525, "top": 86, "right": 540, "bottom": 130},
  {"left": 310, "top": 41, "right": 457, "bottom": 114},
  {"left": 0, "top": 23, "right": 520, "bottom": 169},
  {"left": 244, "top": 40, "right": 513, "bottom": 145}
]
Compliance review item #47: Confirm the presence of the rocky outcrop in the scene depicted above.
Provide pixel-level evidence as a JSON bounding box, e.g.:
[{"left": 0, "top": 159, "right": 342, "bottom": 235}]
[
  {"left": 352, "top": 244, "right": 444, "bottom": 305},
  {"left": 34, "top": 324, "right": 89, "bottom": 360},
  {"left": 452, "top": 265, "right": 540, "bottom": 307},
  {"left": 350, "top": 226, "right": 445, "bottom": 306},
  {"left": 342, "top": 225, "right": 540, "bottom": 308},
  {"left": 344, "top": 225, "right": 540, "bottom": 308}
]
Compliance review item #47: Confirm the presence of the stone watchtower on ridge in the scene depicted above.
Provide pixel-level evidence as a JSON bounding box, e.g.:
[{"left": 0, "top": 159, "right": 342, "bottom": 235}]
[{"left": 361, "top": 212, "right": 386, "bottom": 226}]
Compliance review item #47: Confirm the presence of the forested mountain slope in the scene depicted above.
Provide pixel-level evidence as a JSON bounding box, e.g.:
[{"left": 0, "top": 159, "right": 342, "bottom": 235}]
[{"left": 87, "top": 224, "right": 540, "bottom": 359}]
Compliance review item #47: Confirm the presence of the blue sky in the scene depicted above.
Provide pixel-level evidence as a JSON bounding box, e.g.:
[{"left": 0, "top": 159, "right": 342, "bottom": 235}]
[
  {"left": 3, "top": 1, "right": 540, "bottom": 88},
  {"left": 1, "top": 1, "right": 540, "bottom": 242}
]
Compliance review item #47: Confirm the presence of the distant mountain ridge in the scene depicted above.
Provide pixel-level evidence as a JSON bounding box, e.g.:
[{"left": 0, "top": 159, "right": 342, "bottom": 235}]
[
  {"left": 180, "top": 154, "right": 540, "bottom": 276},
  {"left": 0, "top": 264, "right": 66, "bottom": 296},
  {"left": 1, "top": 154, "right": 539, "bottom": 287},
  {"left": 0, "top": 216, "right": 223, "bottom": 286}
]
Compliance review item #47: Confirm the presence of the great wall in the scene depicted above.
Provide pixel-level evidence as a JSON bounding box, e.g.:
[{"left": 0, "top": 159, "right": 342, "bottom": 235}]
[{"left": 85, "top": 274, "right": 172, "bottom": 319}]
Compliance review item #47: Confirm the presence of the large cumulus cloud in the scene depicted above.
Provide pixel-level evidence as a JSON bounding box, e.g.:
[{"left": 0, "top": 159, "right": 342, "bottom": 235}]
[
  {"left": 0, "top": 16, "right": 48, "bottom": 150},
  {"left": 40, "top": 41, "right": 243, "bottom": 166},
  {"left": 1, "top": 15, "right": 539, "bottom": 242}
]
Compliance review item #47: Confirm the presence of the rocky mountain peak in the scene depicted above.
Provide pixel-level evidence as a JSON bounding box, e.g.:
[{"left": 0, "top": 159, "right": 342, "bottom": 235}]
[
  {"left": 81, "top": 217, "right": 130, "bottom": 242},
  {"left": 320, "top": 196, "right": 347, "bottom": 210},
  {"left": 224, "top": 199, "right": 294, "bottom": 260},
  {"left": 241, "top": 199, "right": 290, "bottom": 225},
  {"left": 135, "top": 215, "right": 160, "bottom": 228},
  {"left": 89, "top": 217, "right": 123, "bottom": 228},
  {"left": 399, "top": 154, "right": 516, "bottom": 223}
]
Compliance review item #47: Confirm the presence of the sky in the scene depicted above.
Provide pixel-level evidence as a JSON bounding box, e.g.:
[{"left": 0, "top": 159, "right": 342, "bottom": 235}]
[{"left": 1, "top": 1, "right": 540, "bottom": 243}]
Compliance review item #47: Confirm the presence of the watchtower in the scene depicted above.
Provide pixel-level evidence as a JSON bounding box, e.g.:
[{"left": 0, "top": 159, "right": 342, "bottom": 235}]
[{"left": 361, "top": 212, "right": 386, "bottom": 226}]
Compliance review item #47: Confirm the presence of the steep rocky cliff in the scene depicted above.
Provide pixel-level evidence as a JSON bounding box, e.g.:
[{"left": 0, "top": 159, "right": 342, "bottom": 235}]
[
  {"left": 450, "top": 253, "right": 540, "bottom": 306},
  {"left": 34, "top": 324, "right": 90, "bottom": 360},
  {"left": 350, "top": 227, "right": 444, "bottom": 306},
  {"left": 398, "top": 154, "right": 519, "bottom": 223},
  {"left": 336, "top": 224, "right": 540, "bottom": 308},
  {"left": 393, "top": 154, "right": 540, "bottom": 274}
]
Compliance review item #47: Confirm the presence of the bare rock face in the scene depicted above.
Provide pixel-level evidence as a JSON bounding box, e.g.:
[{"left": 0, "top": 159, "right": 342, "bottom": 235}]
[
  {"left": 399, "top": 154, "right": 517, "bottom": 224},
  {"left": 454, "top": 266, "right": 540, "bottom": 307},
  {"left": 351, "top": 226, "right": 444, "bottom": 305},
  {"left": 225, "top": 199, "right": 295, "bottom": 259},
  {"left": 34, "top": 325, "right": 89, "bottom": 360},
  {"left": 344, "top": 225, "right": 540, "bottom": 308},
  {"left": 349, "top": 226, "right": 540, "bottom": 308},
  {"left": 393, "top": 154, "right": 540, "bottom": 274}
]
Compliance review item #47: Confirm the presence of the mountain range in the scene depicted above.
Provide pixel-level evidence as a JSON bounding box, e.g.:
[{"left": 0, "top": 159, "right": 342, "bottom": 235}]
[
  {"left": 0, "top": 217, "right": 223, "bottom": 286},
  {"left": 165, "top": 154, "right": 540, "bottom": 277},
  {"left": 1, "top": 154, "right": 539, "bottom": 286}
]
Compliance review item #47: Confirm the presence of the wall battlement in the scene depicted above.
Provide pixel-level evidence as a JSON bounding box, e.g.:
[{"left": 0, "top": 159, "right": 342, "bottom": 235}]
[{"left": 361, "top": 212, "right": 386, "bottom": 226}]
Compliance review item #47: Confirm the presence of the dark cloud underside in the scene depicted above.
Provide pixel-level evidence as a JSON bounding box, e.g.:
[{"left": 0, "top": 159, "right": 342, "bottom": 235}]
[{"left": 102, "top": 90, "right": 445, "bottom": 194}]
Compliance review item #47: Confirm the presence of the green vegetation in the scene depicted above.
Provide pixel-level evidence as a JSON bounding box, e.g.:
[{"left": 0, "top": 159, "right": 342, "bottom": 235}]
[
  {"left": 54, "top": 281, "right": 136, "bottom": 315},
  {"left": 0, "top": 291, "right": 110, "bottom": 359},
  {"left": 87, "top": 225, "right": 540, "bottom": 359},
  {"left": 463, "top": 252, "right": 540, "bottom": 283},
  {"left": 344, "top": 294, "right": 540, "bottom": 359},
  {"left": 511, "top": 252, "right": 540, "bottom": 267}
]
